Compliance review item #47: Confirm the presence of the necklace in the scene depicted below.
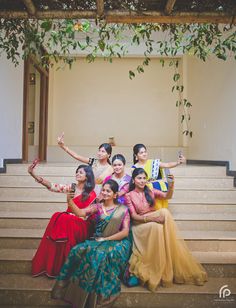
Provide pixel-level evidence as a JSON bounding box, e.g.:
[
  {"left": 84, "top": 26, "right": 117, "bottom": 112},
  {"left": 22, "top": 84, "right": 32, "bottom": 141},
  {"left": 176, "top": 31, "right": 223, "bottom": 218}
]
[
  {"left": 113, "top": 174, "right": 125, "bottom": 186},
  {"left": 102, "top": 204, "right": 117, "bottom": 216}
]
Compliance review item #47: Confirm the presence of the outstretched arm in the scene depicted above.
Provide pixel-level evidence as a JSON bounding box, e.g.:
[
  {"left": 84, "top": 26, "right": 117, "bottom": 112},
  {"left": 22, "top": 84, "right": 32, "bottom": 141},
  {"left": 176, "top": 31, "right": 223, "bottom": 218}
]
[
  {"left": 154, "top": 175, "right": 175, "bottom": 200},
  {"left": 57, "top": 132, "right": 90, "bottom": 164},
  {"left": 28, "top": 159, "right": 51, "bottom": 189},
  {"left": 159, "top": 154, "right": 186, "bottom": 168}
]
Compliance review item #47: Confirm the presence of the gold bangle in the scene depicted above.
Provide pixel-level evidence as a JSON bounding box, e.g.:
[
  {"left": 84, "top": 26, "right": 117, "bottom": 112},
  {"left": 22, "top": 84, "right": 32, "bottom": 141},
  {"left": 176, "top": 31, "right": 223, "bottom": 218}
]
[{"left": 144, "top": 216, "right": 147, "bottom": 223}]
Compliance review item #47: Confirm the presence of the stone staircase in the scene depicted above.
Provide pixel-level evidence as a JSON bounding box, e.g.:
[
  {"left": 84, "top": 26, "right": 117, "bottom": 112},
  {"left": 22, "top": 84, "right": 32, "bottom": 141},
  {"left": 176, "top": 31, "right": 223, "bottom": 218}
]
[{"left": 0, "top": 163, "right": 236, "bottom": 307}]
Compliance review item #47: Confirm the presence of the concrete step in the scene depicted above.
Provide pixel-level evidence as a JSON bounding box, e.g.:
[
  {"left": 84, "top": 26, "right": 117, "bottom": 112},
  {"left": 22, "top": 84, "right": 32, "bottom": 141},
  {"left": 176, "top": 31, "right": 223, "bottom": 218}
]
[
  {"left": 0, "top": 249, "right": 235, "bottom": 278},
  {"left": 169, "top": 203, "right": 236, "bottom": 214},
  {"left": 5, "top": 164, "right": 228, "bottom": 177},
  {"left": 1, "top": 187, "right": 236, "bottom": 203},
  {"left": 0, "top": 274, "right": 235, "bottom": 307},
  {"left": 172, "top": 189, "right": 236, "bottom": 204},
  {"left": 0, "top": 174, "right": 234, "bottom": 189},
  {"left": 0, "top": 229, "right": 235, "bottom": 251},
  {"left": 0, "top": 175, "right": 74, "bottom": 188},
  {"left": 1, "top": 212, "right": 236, "bottom": 231},
  {"left": 1, "top": 201, "right": 236, "bottom": 215}
]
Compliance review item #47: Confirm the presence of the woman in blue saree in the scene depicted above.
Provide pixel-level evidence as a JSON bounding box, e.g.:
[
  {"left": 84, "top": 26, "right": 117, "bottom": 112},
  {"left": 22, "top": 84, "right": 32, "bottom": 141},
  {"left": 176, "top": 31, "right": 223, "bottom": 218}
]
[{"left": 52, "top": 179, "right": 131, "bottom": 308}]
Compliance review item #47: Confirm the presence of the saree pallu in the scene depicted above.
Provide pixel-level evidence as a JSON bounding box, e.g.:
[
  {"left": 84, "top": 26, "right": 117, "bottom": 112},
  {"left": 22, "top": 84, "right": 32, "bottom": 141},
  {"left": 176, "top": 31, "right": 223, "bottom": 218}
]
[
  {"left": 32, "top": 192, "right": 96, "bottom": 278},
  {"left": 52, "top": 205, "right": 132, "bottom": 308},
  {"left": 129, "top": 208, "right": 207, "bottom": 291}
]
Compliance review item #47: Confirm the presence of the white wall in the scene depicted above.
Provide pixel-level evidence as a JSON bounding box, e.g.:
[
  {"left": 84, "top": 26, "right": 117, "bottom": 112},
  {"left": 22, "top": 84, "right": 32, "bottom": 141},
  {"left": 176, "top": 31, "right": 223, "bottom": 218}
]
[
  {"left": 186, "top": 55, "right": 236, "bottom": 170},
  {"left": 48, "top": 57, "right": 181, "bottom": 148},
  {"left": 0, "top": 55, "right": 24, "bottom": 165}
]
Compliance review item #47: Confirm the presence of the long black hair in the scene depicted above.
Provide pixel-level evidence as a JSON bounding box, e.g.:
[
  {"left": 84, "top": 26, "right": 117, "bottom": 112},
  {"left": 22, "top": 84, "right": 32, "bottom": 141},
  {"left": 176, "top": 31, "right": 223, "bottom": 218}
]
[
  {"left": 75, "top": 165, "right": 95, "bottom": 201},
  {"left": 102, "top": 179, "right": 119, "bottom": 204},
  {"left": 129, "top": 168, "right": 154, "bottom": 207},
  {"left": 112, "top": 154, "right": 126, "bottom": 165},
  {"left": 133, "top": 143, "right": 147, "bottom": 164},
  {"left": 99, "top": 143, "right": 112, "bottom": 165}
]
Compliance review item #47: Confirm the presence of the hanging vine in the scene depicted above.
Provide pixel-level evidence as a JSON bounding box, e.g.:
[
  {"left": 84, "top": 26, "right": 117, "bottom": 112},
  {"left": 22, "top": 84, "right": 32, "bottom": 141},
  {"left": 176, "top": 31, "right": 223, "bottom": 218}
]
[{"left": 0, "top": 18, "right": 235, "bottom": 137}]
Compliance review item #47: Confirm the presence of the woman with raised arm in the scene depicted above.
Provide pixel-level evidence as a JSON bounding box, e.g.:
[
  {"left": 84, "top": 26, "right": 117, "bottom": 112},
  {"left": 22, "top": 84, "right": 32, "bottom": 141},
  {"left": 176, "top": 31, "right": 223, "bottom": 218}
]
[
  {"left": 125, "top": 168, "right": 207, "bottom": 291},
  {"left": 103, "top": 154, "right": 131, "bottom": 204},
  {"left": 52, "top": 179, "right": 132, "bottom": 307},
  {"left": 58, "top": 133, "right": 113, "bottom": 192},
  {"left": 28, "top": 160, "right": 96, "bottom": 278},
  {"left": 132, "top": 143, "right": 186, "bottom": 209}
]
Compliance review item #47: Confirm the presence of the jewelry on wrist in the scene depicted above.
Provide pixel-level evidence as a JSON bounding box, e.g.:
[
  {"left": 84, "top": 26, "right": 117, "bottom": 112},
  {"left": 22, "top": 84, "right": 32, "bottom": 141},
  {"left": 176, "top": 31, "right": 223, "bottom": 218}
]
[{"left": 144, "top": 216, "right": 147, "bottom": 223}]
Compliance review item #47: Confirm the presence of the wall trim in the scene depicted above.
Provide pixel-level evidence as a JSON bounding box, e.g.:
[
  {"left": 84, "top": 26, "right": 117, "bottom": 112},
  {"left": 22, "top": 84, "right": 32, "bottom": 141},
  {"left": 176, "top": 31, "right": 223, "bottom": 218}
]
[
  {"left": 187, "top": 159, "right": 236, "bottom": 187},
  {"left": 0, "top": 158, "right": 23, "bottom": 173}
]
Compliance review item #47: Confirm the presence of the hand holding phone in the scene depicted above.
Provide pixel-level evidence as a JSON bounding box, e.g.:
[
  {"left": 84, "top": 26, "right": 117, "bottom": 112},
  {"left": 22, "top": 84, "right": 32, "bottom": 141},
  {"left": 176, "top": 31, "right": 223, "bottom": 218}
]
[
  {"left": 57, "top": 132, "right": 65, "bottom": 146},
  {"left": 165, "top": 168, "right": 174, "bottom": 183},
  {"left": 177, "top": 151, "right": 186, "bottom": 164}
]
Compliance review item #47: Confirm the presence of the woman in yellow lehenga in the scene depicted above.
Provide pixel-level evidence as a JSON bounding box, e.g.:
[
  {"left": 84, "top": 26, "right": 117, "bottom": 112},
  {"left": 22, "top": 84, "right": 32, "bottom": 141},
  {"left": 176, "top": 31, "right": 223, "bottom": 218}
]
[
  {"left": 125, "top": 168, "right": 207, "bottom": 291},
  {"left": 132, "top": 143, "right": 186, "bottom": 209}
]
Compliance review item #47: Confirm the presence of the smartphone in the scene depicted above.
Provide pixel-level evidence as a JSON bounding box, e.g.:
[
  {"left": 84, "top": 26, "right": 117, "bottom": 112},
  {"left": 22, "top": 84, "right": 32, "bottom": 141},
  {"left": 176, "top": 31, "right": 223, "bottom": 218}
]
[
  {"left": 165, "top": 168, "right": 173, "bottom": 183},
  {"left": 71, "top": 183, "right": 76, "bottom": 193},
  {"left": 178, "top": 150, "right": 183, "bottom": 159}
]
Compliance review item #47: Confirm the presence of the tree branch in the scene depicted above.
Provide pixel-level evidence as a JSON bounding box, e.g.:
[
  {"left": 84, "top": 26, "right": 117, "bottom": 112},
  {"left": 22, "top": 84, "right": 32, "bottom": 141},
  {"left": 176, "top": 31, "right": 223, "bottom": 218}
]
[
  {"left": 0, "top": 10, "right": 235, "bottom": 25},
  {"left": 22, "top": 0, "right": 36, "bottom": 16},
  {"left": 165, "top": 0, "right": 177, "bottom": 15},
  {"left": 96, "top": 0, "right": 104, "bottom": 17}
]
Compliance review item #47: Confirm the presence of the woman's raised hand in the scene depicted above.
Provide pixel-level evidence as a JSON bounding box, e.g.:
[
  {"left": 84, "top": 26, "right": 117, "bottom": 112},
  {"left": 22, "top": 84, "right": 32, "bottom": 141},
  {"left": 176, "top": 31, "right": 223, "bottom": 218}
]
[
  {"left": 28, "top": 158, "right": 39, "bottom": 175},
  {"left": 67, "top": 191, "right": 75, "bottom": 203},
  {"left": 57, "top": 132, "right": 65, "bottom": 147},
  {"left": 178, "top": 154, "right": 186, "bottom": 164}
]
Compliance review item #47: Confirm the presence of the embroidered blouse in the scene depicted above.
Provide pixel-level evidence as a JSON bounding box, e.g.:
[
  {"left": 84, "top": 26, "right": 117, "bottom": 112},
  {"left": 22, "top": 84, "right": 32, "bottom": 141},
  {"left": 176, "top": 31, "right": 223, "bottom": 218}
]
[{"left": 125, "top": 189, "right": 166, "bottom": 215}]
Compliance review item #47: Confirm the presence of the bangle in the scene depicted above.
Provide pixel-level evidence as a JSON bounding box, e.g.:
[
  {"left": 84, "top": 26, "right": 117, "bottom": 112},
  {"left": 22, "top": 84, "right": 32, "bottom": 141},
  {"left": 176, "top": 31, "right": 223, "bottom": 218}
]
[
  {"left": 35, "top": 177, "right": 43, "bottom": 184},
  {"left": 144, "top": 216, "right": 147, "bottom": 223}
]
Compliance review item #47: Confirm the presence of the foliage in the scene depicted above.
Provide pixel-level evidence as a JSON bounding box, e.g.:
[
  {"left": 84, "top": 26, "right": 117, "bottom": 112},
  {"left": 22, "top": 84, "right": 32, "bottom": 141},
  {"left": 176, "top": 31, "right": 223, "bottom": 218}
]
[{"left": 0, "top": 18, "right": 235, "bottom": 136}]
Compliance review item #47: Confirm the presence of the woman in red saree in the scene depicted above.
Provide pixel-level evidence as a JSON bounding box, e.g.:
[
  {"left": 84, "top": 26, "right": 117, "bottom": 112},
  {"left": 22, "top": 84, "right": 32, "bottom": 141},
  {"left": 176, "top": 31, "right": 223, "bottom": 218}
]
[{"left": 28, "top": 161, "right": 96, "bottom": 278}]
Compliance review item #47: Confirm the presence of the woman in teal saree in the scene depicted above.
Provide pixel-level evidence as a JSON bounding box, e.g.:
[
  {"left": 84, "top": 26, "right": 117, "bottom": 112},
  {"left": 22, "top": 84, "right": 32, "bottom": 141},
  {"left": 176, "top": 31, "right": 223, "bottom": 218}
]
[{"left": 52, "top": 179, "right": 131, "bottom": 308}]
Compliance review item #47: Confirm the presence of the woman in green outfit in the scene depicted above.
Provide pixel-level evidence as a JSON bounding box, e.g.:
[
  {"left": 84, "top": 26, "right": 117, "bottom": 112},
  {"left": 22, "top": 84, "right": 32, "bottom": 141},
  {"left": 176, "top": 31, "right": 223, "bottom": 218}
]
[{"left": 52, "top": 179, "right": 131, "bottom": 308}]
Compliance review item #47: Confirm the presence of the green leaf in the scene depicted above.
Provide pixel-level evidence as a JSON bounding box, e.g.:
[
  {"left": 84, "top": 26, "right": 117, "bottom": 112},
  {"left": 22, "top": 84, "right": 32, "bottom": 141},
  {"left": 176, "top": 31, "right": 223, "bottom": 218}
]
[
  {"left": 40, "top": 21, "right": 52, "bottom": 32},
  {"left": 98, "top": 40, "right": 105, "bottom": 51},
  {"left": 173, "top": 73, "right": 180, "bottom": 82},
  {"left": 129, "top": 70, "right": 135, "bottom": 80}
]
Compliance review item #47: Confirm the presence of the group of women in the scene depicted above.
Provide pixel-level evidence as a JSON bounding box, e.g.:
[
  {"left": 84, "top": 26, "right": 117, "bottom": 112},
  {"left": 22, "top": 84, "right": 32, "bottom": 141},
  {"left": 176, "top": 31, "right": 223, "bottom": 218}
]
[{"left": 28, "top": 135, "right": 207, "bottom": 308}]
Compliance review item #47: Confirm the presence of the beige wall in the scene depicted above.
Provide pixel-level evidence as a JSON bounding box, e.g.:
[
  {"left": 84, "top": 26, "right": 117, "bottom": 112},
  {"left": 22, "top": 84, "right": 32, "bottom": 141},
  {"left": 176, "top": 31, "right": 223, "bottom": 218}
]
[
  {"left": 186, "top": 55, "right": 236, "bottom": 169},
  {"left": 48, "top": 57, "right": 182, "bottom": 149},
  {"left": 0, "top": 55, "right": 24, "bottom": 164}
]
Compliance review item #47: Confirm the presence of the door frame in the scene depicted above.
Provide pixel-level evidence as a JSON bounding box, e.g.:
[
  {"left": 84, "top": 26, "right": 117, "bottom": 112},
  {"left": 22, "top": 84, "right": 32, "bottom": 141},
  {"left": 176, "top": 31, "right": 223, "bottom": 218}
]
[{"left": 22, "top": 57, "right": 49, "bottom": 162}]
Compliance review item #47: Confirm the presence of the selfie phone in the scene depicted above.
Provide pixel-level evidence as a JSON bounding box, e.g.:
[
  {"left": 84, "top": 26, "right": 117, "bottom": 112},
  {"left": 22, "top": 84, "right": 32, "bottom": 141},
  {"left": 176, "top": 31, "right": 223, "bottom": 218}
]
[
  {"left": 178, "top": 150, "right": 183, "bottom": 158},
  {"left": 71, "top": 183, "right": 76, "bottom": 193},
  {"left": 165, "top": 168, "right": 173, "bottom": 183}
]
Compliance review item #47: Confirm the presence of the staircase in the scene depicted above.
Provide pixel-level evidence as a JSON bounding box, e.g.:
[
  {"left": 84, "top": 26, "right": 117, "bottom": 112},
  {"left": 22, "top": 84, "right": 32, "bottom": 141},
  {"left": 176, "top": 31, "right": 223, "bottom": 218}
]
[{"left": 0, "top": 163, "right": 236, "bottom": 307}]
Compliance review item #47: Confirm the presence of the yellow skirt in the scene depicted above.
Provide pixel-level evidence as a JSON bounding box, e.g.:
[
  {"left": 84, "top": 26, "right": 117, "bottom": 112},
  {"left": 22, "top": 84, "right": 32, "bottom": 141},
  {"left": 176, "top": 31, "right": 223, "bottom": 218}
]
[{"left": 129, "top": 209, "right": 207, "bottom": 291}]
